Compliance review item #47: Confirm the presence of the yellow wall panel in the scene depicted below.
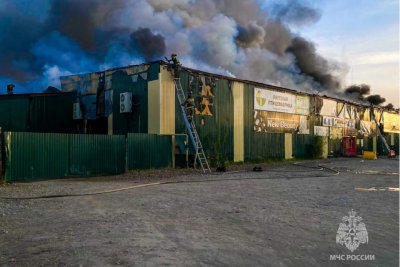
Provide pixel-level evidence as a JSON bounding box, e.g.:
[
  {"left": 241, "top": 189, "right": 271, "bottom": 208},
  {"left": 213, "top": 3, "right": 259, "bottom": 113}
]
[
  {"left": 232, "top": 81, "right": 244, "bottom": 162},
  {"left": 284, "top": 133, "right": 293, "bottom": 159},
  {"left": 159, "top": 68, "right": 175, "bottom": 135},
  {"left": 148, "top": 79, "right": 160, "bottom": 134},
  {"left": 148, "top": 67, "right": 176, "bottom": 135}
]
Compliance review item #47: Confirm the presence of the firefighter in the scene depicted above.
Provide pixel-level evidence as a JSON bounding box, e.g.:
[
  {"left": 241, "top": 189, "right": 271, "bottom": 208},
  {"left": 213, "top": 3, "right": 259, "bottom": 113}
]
[
  {"left": 182, "top": 91, "right": 195, "bottom": 122},
  {"left": 167, "top": 53, "right": 181, "bottom": 79},
  {"left": 7, "top": 84, "right": 15, "bottom": 95}
]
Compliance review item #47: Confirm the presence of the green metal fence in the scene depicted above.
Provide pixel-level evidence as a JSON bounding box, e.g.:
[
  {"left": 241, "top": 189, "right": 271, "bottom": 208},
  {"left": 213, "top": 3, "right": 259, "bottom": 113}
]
[
  {"left": 69, "top": 134, "right": 126, "bottom": 176},
  {"left": 127, "top": 133, "right": 172, "bottom": 169},
  {"left": 3, "top": 132, "right": 173, "bottom": 182},
  {"left": 5, "top": 132, "right": 69, "bottom": 182},
  {"left": 293, "top": 134, "right": 314, "bottom": 158}
]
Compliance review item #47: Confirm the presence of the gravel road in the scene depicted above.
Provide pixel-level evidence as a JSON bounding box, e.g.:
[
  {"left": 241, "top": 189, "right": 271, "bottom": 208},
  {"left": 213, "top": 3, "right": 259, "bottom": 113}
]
[{"left": 0, "top": 158, "right": 398, "bottom": 266}]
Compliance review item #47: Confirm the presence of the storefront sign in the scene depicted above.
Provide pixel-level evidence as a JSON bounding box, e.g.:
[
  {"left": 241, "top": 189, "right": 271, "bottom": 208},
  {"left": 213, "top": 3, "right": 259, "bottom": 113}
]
[
  {"left": 343, "top": 128, "right": 357, "bottom": 136},
  {"left": 330, "top": 127, "right": 343, "bottom": 140},
  {"left": 295, "top": 95, "right": 310, "bottom": 115},
  {"left": 323, "top": 116, "right": 335, "bottom": 127},
  {"left": 254, "top": 88, "right": 296, "bottom": 114},
  {"left": 314, "top": 126, "right": 329, "bottom": 136},
  {"left": 347, "top": 119, "right": 356, "bottom": 129},
  {"left": 383, "top": 112, "right": 400, "bottom": 133},
  {"left": 334, "top": 118, "right": 347, "bottom": 128},
  {"left": 254, "top": 111, "right": 300, "bottom": 133}
]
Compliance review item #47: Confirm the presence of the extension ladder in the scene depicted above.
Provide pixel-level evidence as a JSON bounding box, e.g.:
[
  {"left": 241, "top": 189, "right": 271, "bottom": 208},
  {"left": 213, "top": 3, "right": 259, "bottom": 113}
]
[
  {"left": 174, "top": 79, "right": 211, "bottom": 173},
  {"left": 370, "top": 106, "right": 393, "bottom": 156}
]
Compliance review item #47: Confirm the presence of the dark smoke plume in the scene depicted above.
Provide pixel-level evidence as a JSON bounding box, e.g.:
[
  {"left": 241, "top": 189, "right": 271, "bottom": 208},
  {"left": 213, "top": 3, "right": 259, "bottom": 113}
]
[
  {"left": 366, "top": 95, "right": 386, "bottom": 105},
  {"left": 236, "top": 22, "right": 265, "bottom": 48},
  {"left": 345, "top": 84, "right": 389, "bottom": 106},
  {"left": 287, "top": 36, "right": 341, "bottom": 90},
  {"left": 385, "top": 103, "right": 394, "bottom": 110},
  {"left": 344, "top": 84, "right": 371, "bottom": 100},
  {"left": 130, "top": 28, "right": 166, "bottom": 60},
  {"left": 0, "top": 0, "right": 349, "bottom": 95}
]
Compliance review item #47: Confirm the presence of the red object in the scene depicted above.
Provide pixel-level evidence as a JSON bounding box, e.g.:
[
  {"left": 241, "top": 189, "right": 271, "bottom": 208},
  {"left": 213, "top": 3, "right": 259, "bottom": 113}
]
[
  {"left": 342, "top": 136, "right": 357, "bottom": 157},
  {"left": 388, "top": 150, "right": 396, "bottom": 158}
]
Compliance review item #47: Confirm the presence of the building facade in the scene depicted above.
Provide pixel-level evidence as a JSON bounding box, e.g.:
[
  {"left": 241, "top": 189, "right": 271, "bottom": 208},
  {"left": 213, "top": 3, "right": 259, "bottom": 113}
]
[{"left": 58, "top": 61, "right": 400, "bottom": 161}]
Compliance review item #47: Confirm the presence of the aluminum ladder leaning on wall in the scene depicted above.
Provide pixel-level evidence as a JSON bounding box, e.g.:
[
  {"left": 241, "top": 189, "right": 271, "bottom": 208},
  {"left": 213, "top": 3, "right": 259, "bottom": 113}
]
[
  {"left": 370, "top": 106, "right": 391, "bottom": 154},
  {"left": 174, "top": 78, "right": 211, "bottom": 173}
]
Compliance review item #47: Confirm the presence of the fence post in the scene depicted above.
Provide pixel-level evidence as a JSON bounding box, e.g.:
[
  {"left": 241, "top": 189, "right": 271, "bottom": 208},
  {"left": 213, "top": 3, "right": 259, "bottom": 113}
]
[
  {"left": 125, "top": 134, "right": 128, "bottom": 172},
  {"left": 172, "top": 135, "right": 175, "bottom": 168}
]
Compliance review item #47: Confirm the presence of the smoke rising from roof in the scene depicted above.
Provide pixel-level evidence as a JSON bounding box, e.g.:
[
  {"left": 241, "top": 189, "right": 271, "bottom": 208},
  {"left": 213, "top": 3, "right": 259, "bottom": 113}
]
[
  {"left": 345, "top": 84, "right": 371, "bottom": 100},
  {"left": 345, "top": 84, "right": 391, "bottom": 107},
  {"left": 130, "top": 28, "right": 166, "bottom": 60},
  {"left": 1, "top": 0, "right": 348, "bottom": 94},
  {"left": 366, "top": 95, "right": 386, "bottom": 106}
]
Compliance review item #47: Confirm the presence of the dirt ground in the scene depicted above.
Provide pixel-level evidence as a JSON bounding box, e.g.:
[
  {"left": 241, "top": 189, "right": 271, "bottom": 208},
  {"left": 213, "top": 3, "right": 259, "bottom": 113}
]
[{"left": 0, "top": 158, "right": 399, "bottom": 267}]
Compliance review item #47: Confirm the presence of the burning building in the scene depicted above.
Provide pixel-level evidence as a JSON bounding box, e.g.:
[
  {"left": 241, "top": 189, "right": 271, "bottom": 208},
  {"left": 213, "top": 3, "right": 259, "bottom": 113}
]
[{"left": 59, "top": 61, "right": 400, "bottom": 162}]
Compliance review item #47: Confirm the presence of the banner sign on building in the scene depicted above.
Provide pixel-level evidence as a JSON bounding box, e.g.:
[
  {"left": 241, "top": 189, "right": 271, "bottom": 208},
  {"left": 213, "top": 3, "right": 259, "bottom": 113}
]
[
  {"left": 334, "top": 118, "right": 347, "bottom": 128},
  {"left": 295, "top": 95, "right": 310, "bottom": 115},
  {"left": 320, "top": 99, "right": 337, "bottom": 117},
  {"left": 254, "top": 88, "right": 296, "bottom": 114},
  {"left": 330, "top": 127, "right": 343, "bottom": 140},
  {"left": 314, "top": 126, "right": 329, "bottom": 136},
  {"left": 347, "top": 119, "right": 356, "bottom": 129},
  {"left": 343, "top": 128, "right": 357, "bottom": 136},
  {"left": 323, "top": 116, "right": 335, "bottom": 127},
  {"left": 298, "top": 115, "right": 310, "bottom": 134},
  {"left": 322, "top": 116, "right": 352, "bottom": 128},
  {"left": 254, "top": 111, "right": 300, "bottom": 133},
  {"left": 383, "top": 112, "right": 400, "bottom": 133}
]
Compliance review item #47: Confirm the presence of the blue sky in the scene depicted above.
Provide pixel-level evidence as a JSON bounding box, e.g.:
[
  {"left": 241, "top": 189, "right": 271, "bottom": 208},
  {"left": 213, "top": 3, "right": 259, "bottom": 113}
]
[{"left": 298, "top": 0, "right": 399, "bottom": 106}]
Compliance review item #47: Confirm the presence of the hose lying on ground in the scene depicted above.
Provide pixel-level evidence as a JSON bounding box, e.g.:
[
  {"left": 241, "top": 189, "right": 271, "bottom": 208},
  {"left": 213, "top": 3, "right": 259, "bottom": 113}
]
[{"left": 0, "top": 163, "right": 339, "bottom": 200}]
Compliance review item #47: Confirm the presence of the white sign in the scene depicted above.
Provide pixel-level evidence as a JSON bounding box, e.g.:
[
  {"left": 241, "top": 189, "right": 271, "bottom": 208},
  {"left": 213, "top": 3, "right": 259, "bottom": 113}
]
[
  {"left": 314, "top": 126, "right": 329, "bottom": 136},
  {"left": 336, "top": 210, "right": 368, "bottom": 252},
  {"left": 347, "top": 119, "right": 356, "bottom": 129},
  {"left": 298, "top": 116, "right": 310, "bottom": 134},
  {"left": 295, "top": 95, "right": 310, "bottom": 115},
  {"left": 320, "top": 99, "right": 337, "bottom": 117},
  {"left": 334, "top": 118, "right": 347, "bottom": 128},
  {"left": 323, "top": 116, "right": 335, "bottom": 127},
  {"left": 254, "top": 88, "right": 296, "bottom": 114}
]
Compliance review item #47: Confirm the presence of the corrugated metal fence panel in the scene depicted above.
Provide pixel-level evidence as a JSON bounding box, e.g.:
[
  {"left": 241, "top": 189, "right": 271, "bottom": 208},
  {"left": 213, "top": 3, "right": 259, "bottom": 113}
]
[
  {"left": 243, "top": 83, "right": 284, "bottom": 160},
  {"left": 5, "top": 132, "right": 69, "bottom": 182},
  {"left": 69, "top": 134, "right": 125, "bottom": 176},
  {"left": 329, "top": 139, "right": 342, "bottom": 154},
  {"left": 293, "top": 134, "right": 314, "bottom": 158},
  {"left": 247, "top": 132, "right": 285, "bottom": 160},
  {"left": 127, "top": 133, "right": 172, "bottom": 169}
]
